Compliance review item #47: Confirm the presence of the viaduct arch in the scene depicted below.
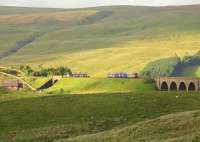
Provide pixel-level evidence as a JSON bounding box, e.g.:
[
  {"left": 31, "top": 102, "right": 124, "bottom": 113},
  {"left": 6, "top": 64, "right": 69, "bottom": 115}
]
[{"left": 155, "top": 77, "right": 200, "bottom": 91}]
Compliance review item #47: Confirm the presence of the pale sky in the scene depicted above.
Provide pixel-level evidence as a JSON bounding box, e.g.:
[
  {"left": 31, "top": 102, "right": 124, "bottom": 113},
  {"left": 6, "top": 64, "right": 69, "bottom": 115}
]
[{"left": 0, "top": 0, "right": 200, "bottom": 8}]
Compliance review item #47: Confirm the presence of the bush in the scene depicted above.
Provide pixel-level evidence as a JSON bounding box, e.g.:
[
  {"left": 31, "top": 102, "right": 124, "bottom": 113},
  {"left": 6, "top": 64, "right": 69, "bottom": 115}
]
[
  {"left": 19, "top": 65, "right": 34, "bottom": 76},
  {"left": 60, "top": 88, "right": 64, "bottom": 94},
  {"left": 143, "top": 77, "right": 155, "bottom": 83},
  {"left": 19, "top": 65, "right": 72, "bottom": 77}
]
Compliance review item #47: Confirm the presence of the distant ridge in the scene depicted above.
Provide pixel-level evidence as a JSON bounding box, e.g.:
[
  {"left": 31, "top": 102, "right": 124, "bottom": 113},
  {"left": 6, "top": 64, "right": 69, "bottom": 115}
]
[{"left": 0, "top": 4, "right": 200, "bottom": 77}]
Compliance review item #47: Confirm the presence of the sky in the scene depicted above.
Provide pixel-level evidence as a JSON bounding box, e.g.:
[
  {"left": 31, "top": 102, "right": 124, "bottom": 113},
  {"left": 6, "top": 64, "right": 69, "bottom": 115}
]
[{"left": 0, "top": 0, "right": 200, "bottom": 8}]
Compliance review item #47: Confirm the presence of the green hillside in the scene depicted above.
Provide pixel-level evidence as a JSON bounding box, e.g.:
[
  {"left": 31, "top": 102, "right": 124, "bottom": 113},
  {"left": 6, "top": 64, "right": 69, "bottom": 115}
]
[
  {"left": 181, "top": 66, "right": 200, "bottom": 77},
  {"left": 1, "top": 91, "right": 200, "bottom": 142},
  {"left": 0, "top": 5, "right": 200, "bottom": 77},
  {"left": 47, "top": 78, "right": 155, "bottom": 94},
  {"left": 59, "top": 110, "right": 200, "bottom": 142}
]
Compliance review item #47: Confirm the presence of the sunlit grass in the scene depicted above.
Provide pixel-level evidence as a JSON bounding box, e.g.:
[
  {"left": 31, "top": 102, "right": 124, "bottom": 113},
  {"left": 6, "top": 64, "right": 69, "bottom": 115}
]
[{"left": 47, "top": 78, "right": 155, "bottom": 94}]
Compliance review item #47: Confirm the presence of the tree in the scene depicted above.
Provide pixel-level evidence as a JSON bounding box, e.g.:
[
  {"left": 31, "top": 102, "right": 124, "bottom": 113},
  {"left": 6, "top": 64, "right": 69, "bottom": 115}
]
[
  {"left": 58, "top": 66, "right": 66, "bottom": 78},
  {"left": 24, "top": 65, "right": 34, "bottom": 76},
  {"left": 48, "top": 68, "right": 56, "bottom": 79},
  {"left": 65, "top": 67, "right": 72, "bottom": 76},
  {"left": 40, "top": 69, "right": 48, "bottom": 77}
]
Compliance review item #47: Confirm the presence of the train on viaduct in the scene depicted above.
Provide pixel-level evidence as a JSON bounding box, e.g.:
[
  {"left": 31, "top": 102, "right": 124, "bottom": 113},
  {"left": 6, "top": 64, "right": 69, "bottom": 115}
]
[{"left": 155, "top": 77, "right": 200, "bottom": 91}]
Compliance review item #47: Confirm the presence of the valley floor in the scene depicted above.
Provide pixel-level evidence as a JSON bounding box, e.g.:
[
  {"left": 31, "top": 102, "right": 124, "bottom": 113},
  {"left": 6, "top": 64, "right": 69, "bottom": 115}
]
[{"left": 0, "top": 90, "right": 200, "bottom": 142}]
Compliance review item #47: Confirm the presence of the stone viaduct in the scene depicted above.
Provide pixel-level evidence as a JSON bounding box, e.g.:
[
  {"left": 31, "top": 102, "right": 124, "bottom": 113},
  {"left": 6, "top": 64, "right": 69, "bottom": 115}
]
[{"left": 155, "top": 77, "right": 200, "bottom": 91}]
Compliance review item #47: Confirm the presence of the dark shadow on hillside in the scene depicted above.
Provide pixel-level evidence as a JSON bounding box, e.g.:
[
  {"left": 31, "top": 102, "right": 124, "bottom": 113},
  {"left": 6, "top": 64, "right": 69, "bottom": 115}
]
[
  {"left": 78, "top": 11, "right": 113, "bottom": 25},
  {"left": 37, "top": 79, "right": 58, "bottom": 91},
  {"left": 0, "top": 32, "right": 46, "bottom": 59}
]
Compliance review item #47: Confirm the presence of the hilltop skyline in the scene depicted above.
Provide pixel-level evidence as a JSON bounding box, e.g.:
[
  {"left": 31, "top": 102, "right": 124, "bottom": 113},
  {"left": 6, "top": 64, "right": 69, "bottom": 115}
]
[{"left": 0, "top": 0, "right": 200, "bottom": 8}]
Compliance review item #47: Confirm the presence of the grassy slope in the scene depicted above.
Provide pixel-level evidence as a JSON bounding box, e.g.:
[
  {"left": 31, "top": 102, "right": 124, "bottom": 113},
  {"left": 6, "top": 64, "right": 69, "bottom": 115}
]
[
  {"left": 24, "top": 77, "right": 50, "bottom": 89},
  {"left": 47, "top": 78, "right": 155, "bottom": 94},
  {"left": 180, "top": 66, "right": 200, "bottom": 77},
  {"left": 1, "top": 91, "right": 200, "bottom": 141},
  {"left": 59, "top": 110, "right": 200, "bottom": 142},
  {"left": 0, "top": 5, "right": 200, "bottom": 76},
  {"left": 0, "top": 90, "right": 48, "bottom": 102}
]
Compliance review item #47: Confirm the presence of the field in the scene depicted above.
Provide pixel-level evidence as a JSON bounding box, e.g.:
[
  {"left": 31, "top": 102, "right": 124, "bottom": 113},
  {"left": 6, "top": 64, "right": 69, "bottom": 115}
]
[
  {"left": 1, "top": 90, "right": 200, "bottom": 142},
  {"left": 0, "top": 5, "right": 200, "bottom": 77},
  {"left": 59, "top": 110, "right": 200, "bottom": 142}
]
